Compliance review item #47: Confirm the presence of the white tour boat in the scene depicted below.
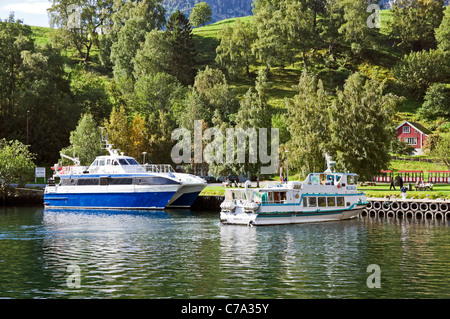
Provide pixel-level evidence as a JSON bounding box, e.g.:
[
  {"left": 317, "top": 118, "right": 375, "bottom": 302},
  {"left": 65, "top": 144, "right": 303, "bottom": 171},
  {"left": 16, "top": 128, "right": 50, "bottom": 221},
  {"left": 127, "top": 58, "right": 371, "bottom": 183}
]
[
  {"left": 44, "top": 139, "right": 206, "bottom": 210},
  {"left": 220, "top": 154, "right": 368, "bottom": 226}
]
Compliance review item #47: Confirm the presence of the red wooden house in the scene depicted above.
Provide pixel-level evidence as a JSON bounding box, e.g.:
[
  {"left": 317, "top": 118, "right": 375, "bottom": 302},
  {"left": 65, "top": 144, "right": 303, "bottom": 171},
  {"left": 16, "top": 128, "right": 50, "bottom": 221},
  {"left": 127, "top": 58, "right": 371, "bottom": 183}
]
[{"left": 396, "top": 120, "right": 432, "bottom": 155}]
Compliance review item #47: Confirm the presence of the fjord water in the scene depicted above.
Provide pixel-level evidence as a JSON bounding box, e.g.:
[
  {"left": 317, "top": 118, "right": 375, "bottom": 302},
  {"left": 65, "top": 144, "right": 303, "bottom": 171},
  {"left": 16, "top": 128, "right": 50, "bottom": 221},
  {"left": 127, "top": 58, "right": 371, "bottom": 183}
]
[{"left": 0, "top": 206, "right": 448, "bottom": 299}]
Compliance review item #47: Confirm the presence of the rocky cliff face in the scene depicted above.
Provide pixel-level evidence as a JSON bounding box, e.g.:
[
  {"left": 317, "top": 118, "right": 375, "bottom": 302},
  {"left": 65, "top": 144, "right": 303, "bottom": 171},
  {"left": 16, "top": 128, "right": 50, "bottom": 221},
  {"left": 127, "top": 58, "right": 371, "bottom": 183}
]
[{"left": 163, "top": 0, "right": 254, "bottom": 23}]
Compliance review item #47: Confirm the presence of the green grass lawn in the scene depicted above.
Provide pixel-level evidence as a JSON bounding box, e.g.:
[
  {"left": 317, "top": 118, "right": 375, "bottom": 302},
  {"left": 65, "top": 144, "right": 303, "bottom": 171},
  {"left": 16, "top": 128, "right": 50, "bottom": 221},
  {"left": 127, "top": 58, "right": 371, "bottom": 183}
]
[{"left": 359, "top": 184, "right": 450, "bottom": 199}]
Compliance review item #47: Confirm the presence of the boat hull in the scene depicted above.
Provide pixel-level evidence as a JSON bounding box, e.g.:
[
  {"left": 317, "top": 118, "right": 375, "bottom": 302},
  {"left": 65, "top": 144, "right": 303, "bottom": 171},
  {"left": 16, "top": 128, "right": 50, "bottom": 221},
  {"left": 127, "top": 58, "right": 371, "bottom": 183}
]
[
  {"left": 220, "top": 207, "right": 365, "bottom": 226},
  {"left": 166, "top": 184, "right": 206, "bottom": 208},
  {"left": 44, "top": 190, "right": 177, "bottom": 210}
]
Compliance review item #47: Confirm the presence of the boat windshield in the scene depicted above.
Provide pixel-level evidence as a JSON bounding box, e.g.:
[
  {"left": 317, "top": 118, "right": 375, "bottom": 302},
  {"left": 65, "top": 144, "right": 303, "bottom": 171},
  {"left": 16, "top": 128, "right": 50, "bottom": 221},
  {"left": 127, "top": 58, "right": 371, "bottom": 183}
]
[
  {"left": 126, "top": 158, "right": 139, "bottom": 165},
  {"left": 118, "top": 159, "right": 129, "bottom": 165}
]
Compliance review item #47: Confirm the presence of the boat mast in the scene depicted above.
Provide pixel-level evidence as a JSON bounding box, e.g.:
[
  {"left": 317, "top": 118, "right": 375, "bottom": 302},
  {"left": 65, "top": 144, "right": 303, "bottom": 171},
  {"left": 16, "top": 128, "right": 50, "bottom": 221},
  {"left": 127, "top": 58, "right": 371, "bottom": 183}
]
[
  {"left": 325, "top": 153, "right": 336, "bottom": 173},
  {"left": 100, "top": 127, "right": 119, "bottom": 156}
]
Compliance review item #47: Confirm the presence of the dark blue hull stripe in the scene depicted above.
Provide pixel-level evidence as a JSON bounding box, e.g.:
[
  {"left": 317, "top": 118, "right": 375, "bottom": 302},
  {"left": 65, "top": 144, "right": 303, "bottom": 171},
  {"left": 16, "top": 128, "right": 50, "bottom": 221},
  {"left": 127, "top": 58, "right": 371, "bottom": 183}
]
[
  {"left": 168, "top": 192, "right": 201, "bottom": 207},
  {"left": 44, "top": 192, "right": 176, "bottom": 210}
]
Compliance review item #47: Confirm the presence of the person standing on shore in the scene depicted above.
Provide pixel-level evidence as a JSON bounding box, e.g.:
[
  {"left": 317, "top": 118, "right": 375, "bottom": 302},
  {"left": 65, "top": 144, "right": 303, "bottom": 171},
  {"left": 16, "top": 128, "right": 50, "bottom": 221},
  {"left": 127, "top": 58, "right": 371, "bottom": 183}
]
[
  {"left": 400, "top": 186, "right": 408, "bottom": 200},
  {"left": 390, "top": 179, "right": 396, "bottom": 190}
]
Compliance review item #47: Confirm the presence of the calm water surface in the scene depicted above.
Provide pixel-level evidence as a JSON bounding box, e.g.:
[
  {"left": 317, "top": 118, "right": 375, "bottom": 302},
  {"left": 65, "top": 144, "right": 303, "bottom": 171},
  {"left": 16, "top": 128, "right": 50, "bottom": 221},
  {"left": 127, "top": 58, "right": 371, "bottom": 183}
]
[{"left": 0, "top": 206, "right": 448, "bottom": 299}]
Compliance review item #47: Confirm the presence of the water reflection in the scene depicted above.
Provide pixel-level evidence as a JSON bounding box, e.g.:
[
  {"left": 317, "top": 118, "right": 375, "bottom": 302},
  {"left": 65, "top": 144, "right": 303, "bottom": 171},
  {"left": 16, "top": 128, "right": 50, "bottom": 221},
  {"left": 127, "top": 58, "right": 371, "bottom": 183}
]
[{"left": 0, "top": 206, "right": 448, "bottom": 298}]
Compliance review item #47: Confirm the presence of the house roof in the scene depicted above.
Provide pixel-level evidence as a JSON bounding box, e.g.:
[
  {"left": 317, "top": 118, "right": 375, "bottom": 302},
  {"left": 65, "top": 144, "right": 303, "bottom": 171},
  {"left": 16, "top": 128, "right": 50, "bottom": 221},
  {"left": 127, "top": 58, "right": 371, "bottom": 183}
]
[{"left": 395, "top": 120, "right": 432, "bottom": 136}]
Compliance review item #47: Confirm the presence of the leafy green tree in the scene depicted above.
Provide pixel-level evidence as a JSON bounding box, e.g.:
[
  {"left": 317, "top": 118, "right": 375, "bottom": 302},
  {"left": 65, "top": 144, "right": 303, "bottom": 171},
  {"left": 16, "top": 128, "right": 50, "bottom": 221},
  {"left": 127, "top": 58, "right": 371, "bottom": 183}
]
[
  {"left": 215, "top": 18, "right": 256, "bottom": 78},
  {"left": 390, "top": 0, "right": 445, "bottom": 49},
  {"left": 0, "top": 14, "right": 77, "bottom": 164},
  {"left": 417, "top": 83, "right": 450, "bottom": 120},
  {"left": 178, "top": 88, "right": 207, "bottom": 130},
  {"left": 129, "top": 113, "right": 149, "bottom": 162},
  {"left": 394, "top": 49, "right": 450, "bottom": 97},
  {"left": 134, "top": 72, "right": 187, "bottom": 116},
  {"left": 252, "top": 3, "right": 289, "bottom": 73},
  {"left": 103, "top": 106, "right": 131, "bottom": 155},
  {"left": 286, "top": 70, "right": 330, "bottom": 176},
  {"left": 431, "top": 132, "right": 450, "bottom": 169},
  {"left": 338, "top": 0, "right": 372, "bottom": 55},
  {"left": 70, "top": 67, "right": 113, "bottom": 123},
  {"left": 329, "top": 73, "right": 400, "bottom": 181},
  {"left": 146, "top": 111, "right": 177, "bottom": 164},
  {"left": 133, "top": 29, "right": 173, "bottom": 79},
  {"left": 319, "top": 0, "right": 345, "bottom": 53},
  {"left": 0, "top": 139, "right": 35, "bottom": 196},
  {"left": 436, "top": 5, "right": 450, "bottom": 52},
  {"left": 110, "top": 0, "right": 166, "bottom": 87},
  {"left": 48, "top": 0, "right": 114, "bottom": 64},
  {"left": 60, "top": 113, "right": 103, "bottom": 166},
  {"left": 165, "top": 10, "right": 196, "bottom": 86},
  {"left": 193, "top": 66, "right": 238, "bottom": 124},
  {"left": 0, "top": 14, "right": 33, "bottom": 119},
  {"left": 234, "top": 70, "right": 272, "bottom": 184},
  {"left": 279, "top": 0, "right": 316, "bottom": 69},
  {"left": 189, "top": 2, "right": 212, "bottom": 27}
]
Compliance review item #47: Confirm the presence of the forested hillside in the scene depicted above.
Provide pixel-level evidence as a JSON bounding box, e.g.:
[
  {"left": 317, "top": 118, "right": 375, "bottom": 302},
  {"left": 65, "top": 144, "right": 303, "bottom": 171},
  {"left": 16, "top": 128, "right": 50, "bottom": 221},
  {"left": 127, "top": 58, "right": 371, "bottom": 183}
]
[{"left": 0, "top": 0, "right": 449, "bottom": 184}]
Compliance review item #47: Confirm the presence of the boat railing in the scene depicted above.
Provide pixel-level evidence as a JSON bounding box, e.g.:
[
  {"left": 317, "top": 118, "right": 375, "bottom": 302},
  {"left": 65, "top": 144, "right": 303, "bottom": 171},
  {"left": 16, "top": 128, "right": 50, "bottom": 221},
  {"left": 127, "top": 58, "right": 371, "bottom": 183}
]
[
  {"left": 143, "top": 164, "right": 175, "bottom": 173},
  {"left": 53, "top": 165, "right": 89, "bottom": 176}
]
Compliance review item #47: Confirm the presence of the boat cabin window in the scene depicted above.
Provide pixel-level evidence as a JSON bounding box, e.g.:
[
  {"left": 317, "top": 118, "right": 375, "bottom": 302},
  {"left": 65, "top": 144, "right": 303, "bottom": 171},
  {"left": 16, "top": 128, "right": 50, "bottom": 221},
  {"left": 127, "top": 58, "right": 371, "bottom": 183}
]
[
  {"left": 113, "top": 160, "right": 119, "bottom": 166},
  {"left": 347, "top": 175, "right": 357, "bottom": 185},
  {"left": 308, "top": 197, "right": 317, "bottom": 207},
  {"left": 309, "top": 174, "right": 320, "bottom": 185},
  {"left": 92, "top": 160, "right": 98, "bottom": 166},
  {"left": 318, "top": 197, "right": 326, "bottom": 207},
  {"left": 336, "top": 197, "right": 344, "bottom": 206},
  {"left": 261, "top": 191, "right": 286, "bottom": 204},
  {"left": 77, "top": 178, "right": 99, "bottom": 186},
  {"left": 118, "top": 159, "right": 129, "bottom": 165},
  {"left": 327, "top": 197, "right": 336, "bottom": 206},
  {"left": 99, "top": 160, "right": 105, "bottom": 166},
  {"left": 254, "top": 192, "right": 263, "bottom": 203}
]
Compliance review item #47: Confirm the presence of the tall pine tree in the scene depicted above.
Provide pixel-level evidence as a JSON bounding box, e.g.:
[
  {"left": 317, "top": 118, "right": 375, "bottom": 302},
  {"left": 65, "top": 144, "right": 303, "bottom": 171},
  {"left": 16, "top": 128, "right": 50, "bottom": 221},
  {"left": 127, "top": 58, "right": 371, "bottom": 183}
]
[{"left": 165, "top": 10, "right": 196, "bottom": 86}]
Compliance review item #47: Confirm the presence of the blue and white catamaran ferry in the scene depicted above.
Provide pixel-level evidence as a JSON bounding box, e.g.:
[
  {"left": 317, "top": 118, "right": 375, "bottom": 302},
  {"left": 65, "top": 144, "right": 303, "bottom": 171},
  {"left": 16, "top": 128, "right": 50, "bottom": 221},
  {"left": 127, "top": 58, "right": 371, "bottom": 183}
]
[
  {"left": 44, "top": 139, "right": 206, "bottom": 210},
  {"left": 220, "top": 154, "right": 368, "bottom": 226}
]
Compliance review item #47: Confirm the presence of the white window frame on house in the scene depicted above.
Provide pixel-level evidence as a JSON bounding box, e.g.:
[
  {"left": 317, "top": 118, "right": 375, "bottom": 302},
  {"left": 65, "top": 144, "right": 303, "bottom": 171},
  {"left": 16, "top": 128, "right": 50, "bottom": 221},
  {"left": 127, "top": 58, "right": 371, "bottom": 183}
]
[
  {"left": 403, "top": 126, "right": 410, "bottom": 133},
  {"left": 405, "top": 137, "right": 417, "bottom": 145}
]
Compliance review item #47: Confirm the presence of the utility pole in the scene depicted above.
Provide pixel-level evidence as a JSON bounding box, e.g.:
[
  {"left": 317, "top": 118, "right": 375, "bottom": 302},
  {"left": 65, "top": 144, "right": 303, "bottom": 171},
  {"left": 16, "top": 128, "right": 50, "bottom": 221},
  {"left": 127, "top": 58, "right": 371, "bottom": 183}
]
[{"left": 26, "top": 110, "right": 30, "bottom": 145}]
